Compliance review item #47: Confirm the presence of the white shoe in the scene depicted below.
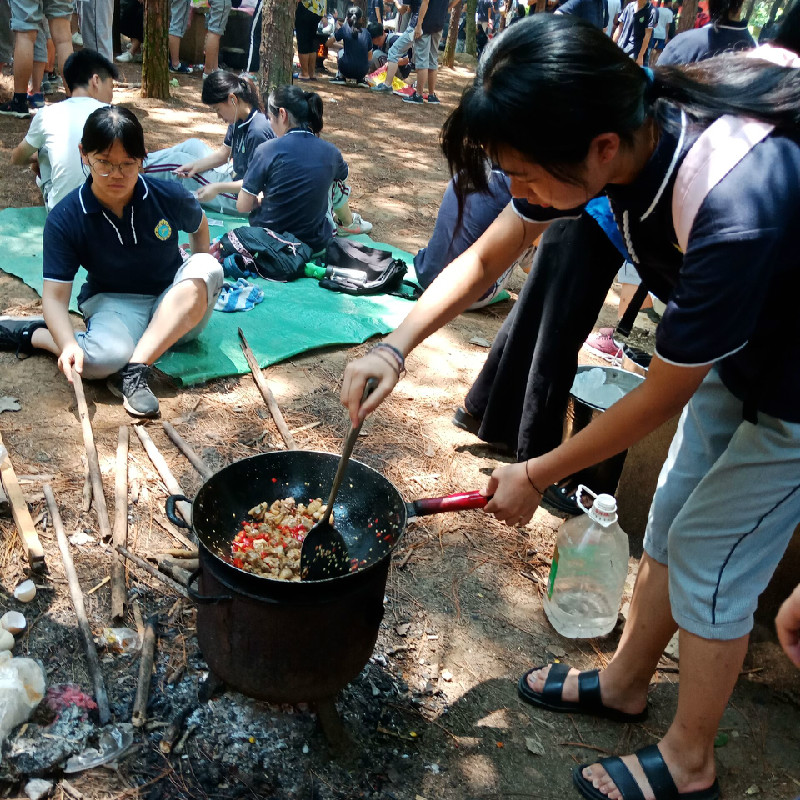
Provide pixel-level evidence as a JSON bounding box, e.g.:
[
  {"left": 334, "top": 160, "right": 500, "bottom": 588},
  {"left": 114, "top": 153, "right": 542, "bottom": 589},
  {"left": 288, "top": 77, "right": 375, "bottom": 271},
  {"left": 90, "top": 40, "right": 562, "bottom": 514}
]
[
  {"left": 115, "top": 49, "right": 142, "bottom": 63},
  {"left": 337, "top": 212, "right": 373, "bottom": 236},
  {"left": 72, "top": 32, "right": 83, "bottom": 46}
]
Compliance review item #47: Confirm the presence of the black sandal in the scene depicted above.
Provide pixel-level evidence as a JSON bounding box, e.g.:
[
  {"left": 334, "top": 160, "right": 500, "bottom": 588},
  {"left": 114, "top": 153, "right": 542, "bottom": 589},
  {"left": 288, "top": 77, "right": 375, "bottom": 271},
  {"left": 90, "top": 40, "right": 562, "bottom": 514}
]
[
  {"left": 572, "top": 744, "right": 720, "bottom": 800},
  {"left": 518, "top": 662, "right": 648, "bottom": 723}
]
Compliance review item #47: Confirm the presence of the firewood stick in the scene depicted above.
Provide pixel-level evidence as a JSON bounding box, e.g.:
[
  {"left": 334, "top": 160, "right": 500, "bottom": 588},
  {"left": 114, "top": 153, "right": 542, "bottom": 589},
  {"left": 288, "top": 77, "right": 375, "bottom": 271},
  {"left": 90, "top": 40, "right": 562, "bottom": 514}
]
[
  {"left": 82, "top": 457, "right": 92, "bottom": 512},
  {"left": 71, "top": 370, "right": 113, "bottom": 542},
  {"left": 0, "top": 431, "right": 45, "bottom": 569},
  {"left": 111, "top": 426, "right": 129, "bottom": 622},
  {"left": 159, "top": 548, "right": 199, "bottom": 559},
  {"left": 131, "top": 597, "right": 145, "bottom": 640},
  {"left": 237, "top": 328, "right": 297, "bottom": 450},
  {"left": 115, "top": 544, "right": 191, "bottom": 600},
  {"left": 161, "top": 421, "right": 213, "bottom": 480},
  {"left": 44, "top": 484, "right": 110, "bottom": 725},
  {"left": 132, "top": 615, "right": 158, "bottom": 728},
  {"left": 157, "top": 556, "right": 200, "bottom": 573},
  {"left": 160, "top": 702, "right": 195, "bottom": 754},
  {"left": 133, "top": 425, "right": 193, "bottom": 527}
]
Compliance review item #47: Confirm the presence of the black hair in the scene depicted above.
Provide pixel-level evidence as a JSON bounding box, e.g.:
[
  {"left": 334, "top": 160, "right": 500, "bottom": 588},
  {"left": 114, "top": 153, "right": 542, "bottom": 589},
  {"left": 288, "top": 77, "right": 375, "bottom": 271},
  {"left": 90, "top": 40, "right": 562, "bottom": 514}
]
[
  {"left": 442, "top": 14, "right": 800, "bottom": 206},
  {"left": 707, "top": 0, "right": 744, "bottom": 24},
  {"left": 268, "top": 85, "right": 324, "bottom": 135},
  {"left": 62, "top": 49, "right": 118, "bottom": 94},
  {"left": 368, "top": 21, "right": 385, "bottom": 38},
  {"left": 81, "top": 105, "right": 147, "bottom": 160},
  {"left": 201, "top": 69, "right": 263, "bottom": 112},
  {"left": 346, "top": 5, "right": 364, "bottom": 36},
  {"left": 774, "top": 0, "right": 800, "bottom": 53}
]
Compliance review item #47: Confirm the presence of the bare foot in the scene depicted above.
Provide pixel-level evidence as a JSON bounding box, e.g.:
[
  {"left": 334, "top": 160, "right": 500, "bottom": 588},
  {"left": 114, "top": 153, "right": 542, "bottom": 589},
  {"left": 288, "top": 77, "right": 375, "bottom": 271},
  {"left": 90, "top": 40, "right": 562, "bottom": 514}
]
[
  {"left": 580, "top": 742, "right": 716, "bottom": 800},
  {"left": 526, "top": 664, "right": 647, "bottom": 716}
]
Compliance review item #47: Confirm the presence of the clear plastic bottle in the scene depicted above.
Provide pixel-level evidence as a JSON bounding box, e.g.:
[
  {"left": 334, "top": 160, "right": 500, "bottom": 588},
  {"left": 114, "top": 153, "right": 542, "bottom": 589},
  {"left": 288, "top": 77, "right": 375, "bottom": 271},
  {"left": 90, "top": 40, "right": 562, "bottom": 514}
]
[{"left": 543, "top": 487, "right": 629, "bottom": 638}]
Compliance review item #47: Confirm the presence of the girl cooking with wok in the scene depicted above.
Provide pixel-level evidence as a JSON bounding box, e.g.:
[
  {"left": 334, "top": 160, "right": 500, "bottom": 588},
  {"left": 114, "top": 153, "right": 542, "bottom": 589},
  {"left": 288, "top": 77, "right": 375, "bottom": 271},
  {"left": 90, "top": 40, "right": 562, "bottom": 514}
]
[{"left": 341, "top": 14, "right": 800, "bottom": 800}]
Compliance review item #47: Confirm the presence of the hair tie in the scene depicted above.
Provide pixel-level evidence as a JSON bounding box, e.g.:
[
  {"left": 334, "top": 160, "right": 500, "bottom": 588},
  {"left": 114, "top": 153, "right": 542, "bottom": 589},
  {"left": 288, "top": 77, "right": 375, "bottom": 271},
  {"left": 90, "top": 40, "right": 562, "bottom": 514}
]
[{"left": 643, "top": 66, "right": 655, "bottom": 86}]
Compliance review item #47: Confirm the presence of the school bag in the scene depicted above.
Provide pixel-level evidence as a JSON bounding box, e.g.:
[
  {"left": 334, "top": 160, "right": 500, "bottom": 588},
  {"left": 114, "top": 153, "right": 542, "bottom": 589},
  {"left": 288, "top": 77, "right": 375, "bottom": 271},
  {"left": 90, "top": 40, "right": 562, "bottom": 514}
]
[{"left": 218, "top": 226, "right": 312, "bottom": 282}]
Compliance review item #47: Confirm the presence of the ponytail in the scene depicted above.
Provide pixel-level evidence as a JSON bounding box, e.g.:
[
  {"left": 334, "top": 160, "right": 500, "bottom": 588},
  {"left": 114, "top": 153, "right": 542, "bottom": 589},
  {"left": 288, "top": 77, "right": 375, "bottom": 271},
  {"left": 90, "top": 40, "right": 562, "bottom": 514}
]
[
  {"left": 269, "top": 84, "right": 324, "bottom": 135},
  {"left": 346, "top": 5, "right": 363, "bottom": 36},
  {"left": 202, "top": 69, "right": 264, "bottom": 112}
]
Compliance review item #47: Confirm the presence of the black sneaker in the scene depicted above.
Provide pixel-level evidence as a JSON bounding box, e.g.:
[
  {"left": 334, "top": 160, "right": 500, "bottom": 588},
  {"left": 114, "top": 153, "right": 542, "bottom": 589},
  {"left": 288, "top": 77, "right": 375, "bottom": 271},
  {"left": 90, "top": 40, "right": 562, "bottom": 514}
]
[
  {"left": 169, "top": 61, "right": 191, "bottom": 74},
  {"left": 452, "top": 406, "right": 482, "bottom": 436},
  {"left": 107, "top": 363, "right": 160, "bottom": 417},
  {"left": 355, "top": 78, "right": 370, "bottom": 89},
  {"left": 0, "top": 98, "right": 30, "bottom": 118},
  {"left": 402, "top": 91, "right": 425, "bottom": 104},
  {"left": 426, "top": 92, "right": 440, "bottom": 104},
  {"left": 0, "top": 316, "right": 46, "bottom": 357},
  {"left": 329, "top": 74, "right": 347, "bottom": 84}
]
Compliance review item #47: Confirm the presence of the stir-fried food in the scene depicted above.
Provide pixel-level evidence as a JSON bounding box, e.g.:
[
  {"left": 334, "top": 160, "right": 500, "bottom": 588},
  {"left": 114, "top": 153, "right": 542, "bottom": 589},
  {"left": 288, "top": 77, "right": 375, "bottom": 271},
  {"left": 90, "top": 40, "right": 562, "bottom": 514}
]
[{"left": 231, "top": 497, "right": 327, "bottom": 580}]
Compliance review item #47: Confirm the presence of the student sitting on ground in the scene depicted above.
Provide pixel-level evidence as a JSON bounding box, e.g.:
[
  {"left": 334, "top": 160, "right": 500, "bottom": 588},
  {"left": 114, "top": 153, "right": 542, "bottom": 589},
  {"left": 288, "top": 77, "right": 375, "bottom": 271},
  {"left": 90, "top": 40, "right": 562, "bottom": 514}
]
[
  {"left": 11, "top": 49, "right": 116, "bottom": 211},
  {"left": 330, "top": 6, "right": 373, "bottom": 85},
  {"left": 0, "top": 106, "right": 223, "bottom": 418},
  {"left": 237, "top": 85, "right": 372, "bottom": 251},
  {"left": 368, "top": 22, "right": 412, "bottom": 76},
  {"left": 143, "top": 71, "right": 273, "bottom": 216},
  {"left": 415, "top": 167, "right": 514, "bottom": 309}
]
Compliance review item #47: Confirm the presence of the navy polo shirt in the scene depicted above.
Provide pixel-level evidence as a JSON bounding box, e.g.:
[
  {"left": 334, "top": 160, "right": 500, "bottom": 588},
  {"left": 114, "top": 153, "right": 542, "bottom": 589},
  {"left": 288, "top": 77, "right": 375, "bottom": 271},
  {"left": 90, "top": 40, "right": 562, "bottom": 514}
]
[
  {"left": 223, "top": 109, "right": 275, "bottom": 181},
  {"left": 556, "top": 0, "right": 608, "bottom": 29},
  {"left": 476, "top": 0, "right": 492, "bottom": 21},
  {"left": 43, "top": 176, "right": 204, "bottom": 305},
  {"left": 658, "top": 21, "right": 755, "bottom": 65},
  {"left": 368, "top": 0, "right": 382, "bottom": 22},
  {"left": 513, "top": 103, "right": 800, "bottom": 422},
  {"left": 335, "top": 23, "right": 374, "bottom": 73},
  {"left": 422, "top": 0, "right": 450, "bottom": 34},
  {"left": 617, "top": 1, "right": 655, "bottom": 56},
  {"left": 242, "top": 128, "right": 348, "bottom": 252}
]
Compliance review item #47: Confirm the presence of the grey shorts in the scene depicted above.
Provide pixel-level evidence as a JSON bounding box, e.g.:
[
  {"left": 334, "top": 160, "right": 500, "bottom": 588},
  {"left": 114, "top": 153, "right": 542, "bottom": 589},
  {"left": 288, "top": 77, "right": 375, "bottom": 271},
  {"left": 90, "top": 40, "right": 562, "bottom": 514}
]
[
  {"left": 414, "top": 30, "right": 441, "bottom": 70},
  {"left": 387, "top": 23, "right": 415, "bottom": 64},
  {"left": 9, "top": 0, "right": 71, "bottom": 32},
  {"left": 75, "top": 253, "right": 223, "bottom": 380},
  {"left": 169, "top": 0, "right": 191, "bottom": 37},
  {"left": 34, "top": 20, "right": 49, "bottom": 61},
  {"left": 206, "top": 0, "right": 231, "bottom": 35},
  {"left": 644, "top": 367, "right": 800, "bottom": 640}
]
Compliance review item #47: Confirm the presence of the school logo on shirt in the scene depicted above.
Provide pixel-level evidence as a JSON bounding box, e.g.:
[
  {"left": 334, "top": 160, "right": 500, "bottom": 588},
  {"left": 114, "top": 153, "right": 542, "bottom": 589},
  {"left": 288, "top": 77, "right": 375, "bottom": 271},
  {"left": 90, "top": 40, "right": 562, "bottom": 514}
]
[{"left": 155, "top": 219, "right": 172, "bottom": 240}]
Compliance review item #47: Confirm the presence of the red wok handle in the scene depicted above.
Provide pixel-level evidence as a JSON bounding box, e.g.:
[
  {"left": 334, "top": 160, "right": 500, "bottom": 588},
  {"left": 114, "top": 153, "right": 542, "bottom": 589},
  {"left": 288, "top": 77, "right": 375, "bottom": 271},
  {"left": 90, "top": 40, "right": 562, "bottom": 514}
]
[{"left": 407, "top": 490, "right": 489, "bottom": 518}]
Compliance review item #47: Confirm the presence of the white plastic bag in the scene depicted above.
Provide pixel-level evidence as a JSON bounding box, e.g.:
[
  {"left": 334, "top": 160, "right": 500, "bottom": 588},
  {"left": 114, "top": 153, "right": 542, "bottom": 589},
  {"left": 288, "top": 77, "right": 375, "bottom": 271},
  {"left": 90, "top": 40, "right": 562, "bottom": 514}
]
[{"left": 0, "top": 651, "right": 46, "bottom": 745}]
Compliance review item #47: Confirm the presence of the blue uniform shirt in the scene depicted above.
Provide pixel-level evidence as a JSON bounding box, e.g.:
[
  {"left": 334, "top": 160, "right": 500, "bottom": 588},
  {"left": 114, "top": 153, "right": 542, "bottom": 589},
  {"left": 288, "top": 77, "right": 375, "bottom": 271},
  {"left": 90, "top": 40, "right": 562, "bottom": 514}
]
[
  {"left": 658, "top": 20, "right": 755, "bottom": 65},
  {"left": 513, "top": 103, "right": 800, "bottom": 422},
  {"left": 617, "top": 0, "right": 656, "bottom": 56},
  {"left": 335, "top": 23, "right": 374, "bottom": 75},
  {"left": 223, "top": 109, "right": 275, "bottom": 180},
  {"left": 242, "top": 128, "right": 349, "bottom": 253},
  {"left": 556, "top": 0, "right": 608, "bottom": 29},
  {"left": 43, "top": 176, "right": 204, "bottom": 305}
]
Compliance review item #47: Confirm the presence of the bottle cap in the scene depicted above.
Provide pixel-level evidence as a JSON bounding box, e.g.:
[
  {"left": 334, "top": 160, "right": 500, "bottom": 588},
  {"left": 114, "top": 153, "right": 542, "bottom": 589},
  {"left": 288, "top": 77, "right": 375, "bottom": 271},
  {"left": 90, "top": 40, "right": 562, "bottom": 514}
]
[{"left": 589, "top": 493, "right": 618, "bottom": 526}]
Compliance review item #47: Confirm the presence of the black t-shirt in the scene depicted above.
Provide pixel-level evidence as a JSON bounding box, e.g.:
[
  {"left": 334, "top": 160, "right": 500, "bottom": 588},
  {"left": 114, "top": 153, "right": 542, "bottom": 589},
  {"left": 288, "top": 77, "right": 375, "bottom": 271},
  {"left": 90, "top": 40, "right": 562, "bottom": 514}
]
[
  {"left": 556, "top": 0, "right": 608, "bottom": 29},
  {"left": 617, "top": 1, "right": 656, "bottom": 56},
  {"left": 659, "top": 21, "right": 755, "bottom": 65},
  {"left": 422, "top": 0, "right": 450, "bottom": 33},
  {"left": 513, "top": 104, "right": 800, "bottom": 422},
  {"left": 476, "top": 0, "right": 492, "bottom": 21},
  {"left": 368, "top": 0, "right": 382, "bottom": 22}
]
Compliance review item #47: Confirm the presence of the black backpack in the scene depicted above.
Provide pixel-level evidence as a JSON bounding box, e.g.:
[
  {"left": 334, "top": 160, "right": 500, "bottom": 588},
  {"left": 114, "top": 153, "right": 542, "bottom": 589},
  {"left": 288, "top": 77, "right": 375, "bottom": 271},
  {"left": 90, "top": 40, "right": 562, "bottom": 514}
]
[{"left": 219, "top": 226, "right": 312, "bottom": 282}]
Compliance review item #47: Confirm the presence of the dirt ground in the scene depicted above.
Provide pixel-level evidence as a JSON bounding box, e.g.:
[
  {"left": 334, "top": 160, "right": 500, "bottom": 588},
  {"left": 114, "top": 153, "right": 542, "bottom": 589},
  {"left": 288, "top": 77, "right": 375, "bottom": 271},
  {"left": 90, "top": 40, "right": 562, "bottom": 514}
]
[{"left": 1, "top": 60, "right": 799, "bottom": 800}]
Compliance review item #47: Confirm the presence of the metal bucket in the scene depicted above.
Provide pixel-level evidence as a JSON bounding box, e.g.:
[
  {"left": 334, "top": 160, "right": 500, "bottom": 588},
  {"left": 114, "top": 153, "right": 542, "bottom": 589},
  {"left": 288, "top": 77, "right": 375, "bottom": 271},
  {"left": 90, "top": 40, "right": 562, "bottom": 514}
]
[{"left": 561, "top": 366, "right": 645, "bottom": 496}]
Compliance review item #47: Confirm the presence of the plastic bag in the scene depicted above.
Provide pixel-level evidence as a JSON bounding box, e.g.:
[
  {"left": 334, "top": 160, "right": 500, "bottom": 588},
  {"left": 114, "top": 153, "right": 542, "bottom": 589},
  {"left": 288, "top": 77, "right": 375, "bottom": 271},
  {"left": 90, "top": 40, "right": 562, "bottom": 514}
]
[{"left": 0, "top": 651, "right": 46, "bottom": 746}]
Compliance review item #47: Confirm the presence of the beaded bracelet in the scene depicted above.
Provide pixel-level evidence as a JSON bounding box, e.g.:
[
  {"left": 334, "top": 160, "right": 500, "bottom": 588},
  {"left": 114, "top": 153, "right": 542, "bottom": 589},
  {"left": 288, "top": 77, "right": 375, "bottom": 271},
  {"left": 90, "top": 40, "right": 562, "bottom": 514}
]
[
  {"left": 370, "top": 342, "right": 406, "bottom": 375},
  {"left": 372, "top": 349, "right": 401, "bottom": 376},
  {"left": 525, "top": 461, "right": 545, "bottom": 498}
]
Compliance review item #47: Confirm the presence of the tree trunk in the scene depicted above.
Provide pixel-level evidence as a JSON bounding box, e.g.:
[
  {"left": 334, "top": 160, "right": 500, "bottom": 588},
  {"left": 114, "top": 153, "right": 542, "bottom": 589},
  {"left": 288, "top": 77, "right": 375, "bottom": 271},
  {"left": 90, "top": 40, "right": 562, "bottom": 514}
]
[
  {"left": 466, "top": 0, "right": 478, "bottom": 55},
  {"left": 142, "top": 0, "right": 170, "bottom": 99},
  {"left": 260, "top": 0, "right": 295, "bottom": 95},
  {"left": 765, "top": 0, "right": 785, "bottom": 29},
  {"left": 677, "top": 0, "right": 698, "bottom": 32},
  {"left": 442, "top": 3, "right": 460, "bottom": 67},
  {"left": 743, "top": 0, "right": 757, "bottom": 20}
]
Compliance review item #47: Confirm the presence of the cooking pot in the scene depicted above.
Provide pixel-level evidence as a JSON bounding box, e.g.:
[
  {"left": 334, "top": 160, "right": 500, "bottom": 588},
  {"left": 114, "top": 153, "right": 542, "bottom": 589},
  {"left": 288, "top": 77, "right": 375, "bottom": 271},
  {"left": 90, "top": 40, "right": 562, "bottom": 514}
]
[{"left": 165, "top": 450, "right": 486, "bottom": 702}]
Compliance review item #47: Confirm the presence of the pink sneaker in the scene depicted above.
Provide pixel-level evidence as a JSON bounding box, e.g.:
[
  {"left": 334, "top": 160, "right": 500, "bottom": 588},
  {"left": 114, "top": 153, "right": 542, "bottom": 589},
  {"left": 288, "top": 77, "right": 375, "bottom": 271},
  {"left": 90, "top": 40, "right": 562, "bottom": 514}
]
[{"left": 584, "top": 327, "right": 623, "bottom": 360}]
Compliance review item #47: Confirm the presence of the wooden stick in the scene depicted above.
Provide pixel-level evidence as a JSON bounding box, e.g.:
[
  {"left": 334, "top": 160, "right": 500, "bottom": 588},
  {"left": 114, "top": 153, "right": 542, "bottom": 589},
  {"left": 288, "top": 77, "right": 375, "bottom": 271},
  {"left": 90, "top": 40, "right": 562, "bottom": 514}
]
[
  {"left": 157, "top": 556, "right": 199, "bottom": 573},
  {"left": 159, "top": 548, "right": 199, "bottom": 559},
  {"left": 111, "top": 426, "right": 129, "bottom": 622},
  {"left": 238, "top": 328, "right": 297, "bottom": 450},
  {"left": 82, "top": 457, "right": 92, "bottom": 513},
  {"left": 44, "top": 484, "right": 110, "bottom": 725},
  {"left": 159, "top": 703, "right": 195, "bottom": 754},
  {"left": 161, "top": 421, "right": 213, "bottom": 480},
  {"left": 133, "top": 425, "right": 192, "bottom": 527},
  {"left": 115, "top": 544, "right": 191, "bottom": 600},
  {"left": 71, "top": 370, "right": 113, "bottom": 542},
  {"left": 152, "top": 511, "right": 195, "bottom": 550},
  {"left": 0, "top": 431, "right": 45, "bottom": 569},
  {"left": 131, "top": 597, "right": 145, "bottom": 640},
  {"left": 132, "top": 615, "right": 158, "bottom": 728}
]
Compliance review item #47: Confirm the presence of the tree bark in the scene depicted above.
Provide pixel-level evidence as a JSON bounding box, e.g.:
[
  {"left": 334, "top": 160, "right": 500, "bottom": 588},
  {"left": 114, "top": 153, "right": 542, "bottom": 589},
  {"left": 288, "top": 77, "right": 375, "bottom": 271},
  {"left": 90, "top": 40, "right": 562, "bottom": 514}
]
[
  {"left": 442, "top": 2, "right": 461, "bottom": 67},
  {"left": 466, "top": 0, "right": 478, "bottom": 55},
  {"left": 260, "top": 0, "right": 296, "bottom": 96},
  {"left": 677, "top": 0, "right": 698, "bottom": 32},
  {"left": 142, "top": 0, "right": 170, "bottom": 98}
]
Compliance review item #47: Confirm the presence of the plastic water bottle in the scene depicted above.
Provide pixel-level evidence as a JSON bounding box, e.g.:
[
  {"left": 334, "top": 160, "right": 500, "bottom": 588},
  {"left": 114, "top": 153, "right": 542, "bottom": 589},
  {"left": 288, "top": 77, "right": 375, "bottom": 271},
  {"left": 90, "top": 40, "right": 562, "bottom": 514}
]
[{"left": 543, "top": 486, "right": 629, "bottom": 638}]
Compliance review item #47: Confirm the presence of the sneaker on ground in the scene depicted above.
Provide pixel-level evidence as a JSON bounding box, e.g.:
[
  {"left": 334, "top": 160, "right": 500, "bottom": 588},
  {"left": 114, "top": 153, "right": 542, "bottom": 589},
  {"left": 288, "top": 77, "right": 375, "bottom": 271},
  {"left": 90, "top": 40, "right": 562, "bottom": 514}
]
[
  {"left": 337, "top": 212, "right": 373, "bottom": 236},
  {"left": 107, "top": 363, "right": 160, "bottom": 418},
  {"left": 169, "top": 61, "right": 191, "bottom": 74},
  {"left": 584, "top": 327, "right": 623, "bottom": 360},
  {"left": 116, "top": 49, "right": 142, "bottom": 63},
  {"left": 452, "top": 406, "right": 481, "bottom": 436},
  {"left": 0, "top": 98, "right": 30, "bottom": 118},
  {"left": 72, "top": 31, "right": 83, "bottom": 46},
  {"left": 355, "top": 78, "right": 370, "bottom": 88},
  {"left": 426, "top": 92, "right": 440, "bottom": 104},
  {"left": 329, "top": 74, "right": 347, "bottom": 84},
  {"left": 27, "top": 93, "right": 44, "bottom": 109},
  {"left": 370, "top": 82, "right": 392, "bottom": 92},
  {"left": 0, "top": 316, "right": 46, "bottom": 357},
  {"left": 402, "top": 91, "right": 425, "bottom": 104}
]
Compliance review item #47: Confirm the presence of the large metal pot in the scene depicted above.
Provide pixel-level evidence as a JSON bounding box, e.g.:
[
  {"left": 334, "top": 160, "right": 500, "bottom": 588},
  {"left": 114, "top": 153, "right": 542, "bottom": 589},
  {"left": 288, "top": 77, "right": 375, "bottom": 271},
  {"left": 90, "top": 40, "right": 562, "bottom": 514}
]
[{"left": 166, "top": 450, "right": 485, "bottom": 702}]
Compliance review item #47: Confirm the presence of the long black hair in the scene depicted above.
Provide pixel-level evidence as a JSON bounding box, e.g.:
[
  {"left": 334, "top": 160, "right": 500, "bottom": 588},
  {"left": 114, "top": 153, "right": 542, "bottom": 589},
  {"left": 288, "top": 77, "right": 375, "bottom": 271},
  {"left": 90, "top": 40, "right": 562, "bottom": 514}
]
[
  {"left": 442, "top": 14, "right": 800, "bottom": 201},
  {"left": 201, "top": 69, "right": 263, "bottom": 112},
  {"left": 81, "top": 105, "right": 146, "bottom": 159},
  {"left": 346, "top": 5, "right": 364, "bottom": 36},
  {"left": 707, "top": 0, "right": 744, "bottom": 24},
  {"left": 268, "top": 85, "right": 324, "bottom": 135}
]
